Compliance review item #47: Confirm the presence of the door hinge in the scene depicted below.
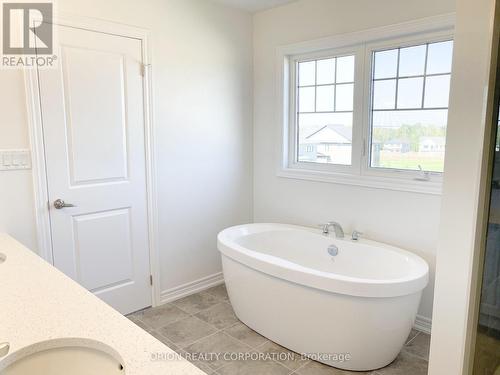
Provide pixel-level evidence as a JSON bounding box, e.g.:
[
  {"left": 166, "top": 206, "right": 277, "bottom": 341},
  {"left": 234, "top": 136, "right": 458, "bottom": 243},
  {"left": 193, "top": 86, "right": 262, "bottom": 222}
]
[{"left": 150, "top": 275, "right": 153, "bottom": 285}]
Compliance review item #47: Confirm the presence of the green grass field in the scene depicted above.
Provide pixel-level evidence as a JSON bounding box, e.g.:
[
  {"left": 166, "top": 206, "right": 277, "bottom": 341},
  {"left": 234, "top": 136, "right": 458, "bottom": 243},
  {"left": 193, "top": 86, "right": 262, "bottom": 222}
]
[{"left": 374, "top": 151, "right": 445, "bottom": 172}]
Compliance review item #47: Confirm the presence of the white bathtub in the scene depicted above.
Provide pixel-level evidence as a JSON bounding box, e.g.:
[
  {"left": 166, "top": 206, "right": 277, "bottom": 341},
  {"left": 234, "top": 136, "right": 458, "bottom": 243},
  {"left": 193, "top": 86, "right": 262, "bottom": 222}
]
[{"left": 217, "top": 223, "right": 429, "bottom": 371}]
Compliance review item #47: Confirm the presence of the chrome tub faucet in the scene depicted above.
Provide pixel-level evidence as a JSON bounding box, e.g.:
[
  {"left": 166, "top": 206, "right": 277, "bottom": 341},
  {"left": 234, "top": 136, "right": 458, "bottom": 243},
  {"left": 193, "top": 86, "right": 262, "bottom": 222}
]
[{"left": 320, "top": 221, "right": 345, "bottom": 238}]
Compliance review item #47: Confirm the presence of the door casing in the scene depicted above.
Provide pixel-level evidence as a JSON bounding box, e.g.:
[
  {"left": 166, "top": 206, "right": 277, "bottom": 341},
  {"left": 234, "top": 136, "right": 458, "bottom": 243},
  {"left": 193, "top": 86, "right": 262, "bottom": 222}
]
[{"left": 24, "top": 12, "right": 161, "bottom": 308}]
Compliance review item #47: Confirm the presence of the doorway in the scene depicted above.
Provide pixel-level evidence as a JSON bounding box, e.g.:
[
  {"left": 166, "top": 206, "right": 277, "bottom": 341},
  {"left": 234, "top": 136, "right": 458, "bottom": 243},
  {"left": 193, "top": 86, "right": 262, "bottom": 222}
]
[{"left": 27, "top": 18, "right": 157, "bottom": 315}]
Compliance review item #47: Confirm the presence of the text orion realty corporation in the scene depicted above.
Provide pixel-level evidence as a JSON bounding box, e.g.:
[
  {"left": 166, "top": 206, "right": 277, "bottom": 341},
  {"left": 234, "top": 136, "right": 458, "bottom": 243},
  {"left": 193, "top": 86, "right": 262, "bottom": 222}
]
[{"left": 1, "top": 2, "right": 57, "bottom": 68}]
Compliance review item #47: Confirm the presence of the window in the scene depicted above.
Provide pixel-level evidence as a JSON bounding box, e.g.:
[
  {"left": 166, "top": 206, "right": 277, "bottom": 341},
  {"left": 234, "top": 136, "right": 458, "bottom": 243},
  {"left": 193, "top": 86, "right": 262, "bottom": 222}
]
[
  {"left": 280, "top": 20, "right": 455, "bottom": 193},
  {"left": 370, "top": 41, "right": 453, "bottom": 173},
  {"left": 296, "top": 55, "right": 355, "bottom": 166}
]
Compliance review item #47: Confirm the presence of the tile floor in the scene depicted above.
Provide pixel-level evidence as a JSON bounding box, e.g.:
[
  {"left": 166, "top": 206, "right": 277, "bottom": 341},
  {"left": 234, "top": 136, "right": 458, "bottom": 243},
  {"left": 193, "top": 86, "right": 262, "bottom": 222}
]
[{"left": 127, "top": 284, "right": 430, "bottom": 375}]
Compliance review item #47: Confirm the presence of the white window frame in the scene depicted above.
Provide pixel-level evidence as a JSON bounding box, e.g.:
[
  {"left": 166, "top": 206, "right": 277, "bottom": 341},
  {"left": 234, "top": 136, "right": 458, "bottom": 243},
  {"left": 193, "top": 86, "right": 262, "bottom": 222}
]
[
  {"left": 361, "top": 33, "right": 454, "bottom": 182},
  {"left": 276, "top": 14, "right": 455, "bottom": 195},
  {"left": 288, "top": 46, "right": 365, "bottom": 176}
]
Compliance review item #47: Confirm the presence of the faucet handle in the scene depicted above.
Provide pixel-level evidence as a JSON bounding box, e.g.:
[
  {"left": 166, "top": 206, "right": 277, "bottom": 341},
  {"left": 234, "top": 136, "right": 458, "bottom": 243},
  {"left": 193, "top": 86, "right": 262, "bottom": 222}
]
[
  {"left": 351, "top": 230, "right": 363, "bottom": 241},
  {"left": 318, "top": 223, "right": 329, "bottom": 234}
]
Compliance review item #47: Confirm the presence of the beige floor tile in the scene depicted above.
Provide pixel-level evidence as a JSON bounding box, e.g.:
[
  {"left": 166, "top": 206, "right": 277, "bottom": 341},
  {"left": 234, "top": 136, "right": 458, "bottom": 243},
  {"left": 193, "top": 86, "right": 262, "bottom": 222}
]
[
  {"left": 132, "top": 304, "right": 189, "bottom": 329},
  {"left": 217, "top": 358, "right": 291, "bottom": 375},
  {"left": 190, "top": 359, "right": 215, "bottom": 373},
  {"left": 204, "top": 284, "right": 230, "bottom": 302},
  {"left": 184, "top": 332, "right": 253, "bottom": 370},
  {"left": 149, "top": 330, "right": 181, "bottom": 350},
  {"left": 374, "top": 351, "right": 428, "bottom": 375},
  {"left": 257, "top": 340, "right": 309, "bottom": 371},
  {"left": 405, "top": 329, "right": 420, "bottom": 344},
  {"left": 224, "top": 322, "right": 268, "bottom": 348},
  {"left": 126, "top": 290, "right": 430, "bottom": 375},
  {"left": 159, "top": 316, "right": 218, "bottom": 347},
  {"left": 172, "top": 292, "right": 220, "bottom": 314},
  {"left": 296, "top": 360, "right": 375, "bottom": 375},
  {"left": 195, "top": 302, "right": 239, "bottom": 329},
  {"left": 403, "top": 332, "right": 430, "bottom": 360},
  {"left": 127, "top": 315, "right": 151, "bottom": 331}
]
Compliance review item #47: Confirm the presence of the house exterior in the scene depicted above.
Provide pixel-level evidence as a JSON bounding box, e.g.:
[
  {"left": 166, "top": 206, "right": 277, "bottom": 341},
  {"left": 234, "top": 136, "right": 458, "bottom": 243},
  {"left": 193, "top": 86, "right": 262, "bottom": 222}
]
[
  {"left": 383, "top": 139, "right": 411, "bottom": 153},
  {"left": 419, "top": 136, "right": 446, "bottom": 152},
  {"left": 299, "top": 124, "right": 352, "bottom": 165}
]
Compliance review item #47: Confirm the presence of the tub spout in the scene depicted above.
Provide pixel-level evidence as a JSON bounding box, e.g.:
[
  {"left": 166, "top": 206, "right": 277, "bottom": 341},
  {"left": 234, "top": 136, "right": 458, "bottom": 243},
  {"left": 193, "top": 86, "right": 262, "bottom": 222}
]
[{"left": 321, "top": 221, "right": 345, "bottom": 238}]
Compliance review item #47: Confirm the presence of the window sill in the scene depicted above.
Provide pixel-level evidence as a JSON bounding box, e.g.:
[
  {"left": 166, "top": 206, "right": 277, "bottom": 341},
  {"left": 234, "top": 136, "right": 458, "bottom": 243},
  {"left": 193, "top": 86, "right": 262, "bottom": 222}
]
[{"left": 277, "top": 167, "right": 442, "bottom": 195}]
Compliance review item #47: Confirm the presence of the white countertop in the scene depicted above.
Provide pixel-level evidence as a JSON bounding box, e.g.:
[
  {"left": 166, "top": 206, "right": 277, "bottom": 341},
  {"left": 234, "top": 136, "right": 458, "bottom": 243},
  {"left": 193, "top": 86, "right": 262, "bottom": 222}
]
[{"left": 0, "top": 234, "right": 206, "bottom": 374}]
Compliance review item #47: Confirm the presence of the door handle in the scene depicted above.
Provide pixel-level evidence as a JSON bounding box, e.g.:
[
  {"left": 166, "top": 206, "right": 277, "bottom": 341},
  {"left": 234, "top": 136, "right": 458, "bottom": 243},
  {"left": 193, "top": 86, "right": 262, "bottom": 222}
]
[{"left": 53, "top": 199, "right": 76, "bottom": 209}]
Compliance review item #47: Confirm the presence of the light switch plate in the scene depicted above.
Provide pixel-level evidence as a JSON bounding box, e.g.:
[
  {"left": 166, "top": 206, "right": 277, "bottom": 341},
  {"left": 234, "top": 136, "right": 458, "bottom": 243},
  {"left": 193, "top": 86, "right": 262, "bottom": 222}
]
[{"left": 0, "top": 149, "right": 31, "bottom": 170}]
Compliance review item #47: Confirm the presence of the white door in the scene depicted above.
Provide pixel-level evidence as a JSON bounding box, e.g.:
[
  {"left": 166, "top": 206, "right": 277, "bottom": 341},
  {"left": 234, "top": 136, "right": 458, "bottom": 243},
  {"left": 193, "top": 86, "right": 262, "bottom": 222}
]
[{"left": 37, "top": 24, "right": 152, "bottom": 314}]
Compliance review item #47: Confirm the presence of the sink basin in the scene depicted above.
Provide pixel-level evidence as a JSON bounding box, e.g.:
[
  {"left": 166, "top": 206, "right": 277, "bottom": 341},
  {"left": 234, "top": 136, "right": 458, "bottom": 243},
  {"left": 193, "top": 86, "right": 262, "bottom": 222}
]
[
  {"left": 0, "top": 338, "right": 125, "bottom": 375},
  {"left": 0, "top": 253, "right": 5, "bottom": 263}
]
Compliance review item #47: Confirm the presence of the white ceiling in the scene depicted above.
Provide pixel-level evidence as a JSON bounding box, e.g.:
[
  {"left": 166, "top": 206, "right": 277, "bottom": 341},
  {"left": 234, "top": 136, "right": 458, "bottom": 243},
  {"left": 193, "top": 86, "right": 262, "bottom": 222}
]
[{"left": 211, "top": 0, "right": 298, "bottom": 12}]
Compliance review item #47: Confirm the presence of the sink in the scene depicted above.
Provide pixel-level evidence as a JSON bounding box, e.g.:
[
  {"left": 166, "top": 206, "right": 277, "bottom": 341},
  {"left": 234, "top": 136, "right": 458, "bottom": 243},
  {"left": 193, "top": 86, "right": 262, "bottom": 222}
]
[
  {"left": 0, "top": 338, "right": 125, "bottom": 375},
  {"left": 0, "top": 253, "right": 5, "bottom": 263}
]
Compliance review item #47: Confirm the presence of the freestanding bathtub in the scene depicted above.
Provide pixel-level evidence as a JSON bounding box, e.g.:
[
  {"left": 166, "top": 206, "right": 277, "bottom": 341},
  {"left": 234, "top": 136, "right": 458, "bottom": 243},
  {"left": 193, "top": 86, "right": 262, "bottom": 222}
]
[{"left": 217, "top": 223, "right": 429, "bottom": 371}]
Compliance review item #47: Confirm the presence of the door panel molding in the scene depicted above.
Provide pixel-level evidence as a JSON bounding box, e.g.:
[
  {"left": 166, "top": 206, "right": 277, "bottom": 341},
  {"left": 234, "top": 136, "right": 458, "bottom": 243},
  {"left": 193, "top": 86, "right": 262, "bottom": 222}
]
[
  {"left": 71, "top": 207, "right": 134, "bottom": 290},
  {"left": 60, "top": 45, "right": 129, "bottom": 185},
  {"left": 24, "top": 13, "right": 160, "bottom": 308}
]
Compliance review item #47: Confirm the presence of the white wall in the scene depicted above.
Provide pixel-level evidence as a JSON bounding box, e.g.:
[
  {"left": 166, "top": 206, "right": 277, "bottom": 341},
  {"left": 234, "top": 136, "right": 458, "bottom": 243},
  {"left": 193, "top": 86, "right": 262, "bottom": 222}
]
[
  {"left": 252, "top": 0, "right": 455, "bottom": 320},
  {"left": 0, "top": 70, "right": 37, "bottom": 250},
  {"left": 1, "top": 0, "right": 464, "bottom": 322},
  {"left": 0, "top": 0, "right": 253, "bottom": 295}
]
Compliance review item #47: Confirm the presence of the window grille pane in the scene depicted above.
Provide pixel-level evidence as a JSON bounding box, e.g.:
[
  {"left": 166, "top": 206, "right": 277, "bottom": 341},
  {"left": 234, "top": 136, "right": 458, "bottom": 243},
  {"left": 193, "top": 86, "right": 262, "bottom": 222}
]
[
  {"left": 299, "top": 87, "right": 315, "bottom": 112},
  {"left": 370, "top": 109, "right": 448, "bottom": 172},
  {"left": 426, "top": 41, "right": 453, "bottom": 74},
  {"left": 399, "top": 45, "right": 426, "bottom": 77},
  {"left": 336, "top": 84, "right": 354, "bottom": 111},
  {"left": 397, "top": 77, "right": 424, "bottom": 109},
  {"left": 424, "top": 75, "right": 451, "bottom": 108},
  {"left": 373, "top": 79, "right": 396, "bottom": 110},
  {"left": 316, "top": 58, "right": 335, "bottom": 85},
  {"left": 336, "top": 55, "right": 355, "bottom": 83},
  {"left": 374, "top": 49, "right": 398, "bottom": 79},
  {"left": 298, "top": 61, "right": 315, "bottom": 86},
  {"left": 297, "top": 113, "right": 353, "bottom": 165},
  {"left": 316, "top": 85, "right": 335, "bottom": 112}
]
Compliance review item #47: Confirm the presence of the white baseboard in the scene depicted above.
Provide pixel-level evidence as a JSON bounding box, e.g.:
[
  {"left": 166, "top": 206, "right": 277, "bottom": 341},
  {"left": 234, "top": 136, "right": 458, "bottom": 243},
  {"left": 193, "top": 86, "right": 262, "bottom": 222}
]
[
  {"left": 159, "top": 272, "right": 224, "bottom": 305},
  {"left": 414, "top": 314, "right": 432, "bottom": 334}
]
